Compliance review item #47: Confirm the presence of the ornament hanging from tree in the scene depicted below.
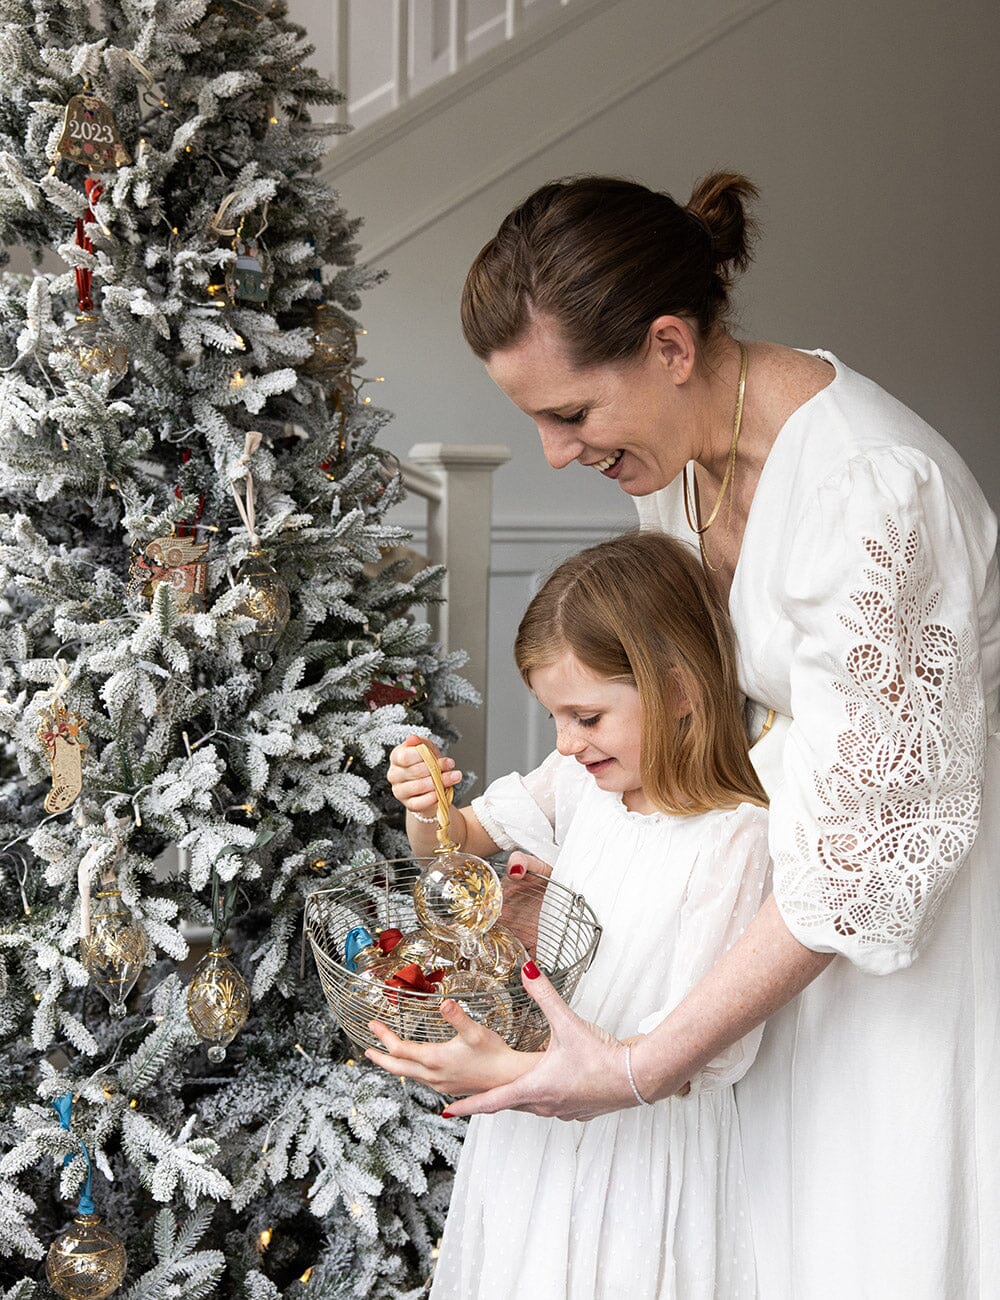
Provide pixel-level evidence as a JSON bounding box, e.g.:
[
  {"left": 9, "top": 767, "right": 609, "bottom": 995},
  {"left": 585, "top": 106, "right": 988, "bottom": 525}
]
[
  {"left": 229, "top": 431, "right": 291, "bottom": 669},
  {"left": 46, "top": 1094, "right": 128, "bottom": 1299},
  {"left": 63, "top": 178, "right": 128, "bottom": 384},
  {"left": 78, "top": 848, "right": 150, "bottom": 1018},
  {"left": 128, "top": 533, "right": 209, "bottom": 612},
  {"left": 37, "top": 698, "right": 88, "bottom": 814},
  {"left": 53, "top": 93, "right": 131, "bottom": 170}
]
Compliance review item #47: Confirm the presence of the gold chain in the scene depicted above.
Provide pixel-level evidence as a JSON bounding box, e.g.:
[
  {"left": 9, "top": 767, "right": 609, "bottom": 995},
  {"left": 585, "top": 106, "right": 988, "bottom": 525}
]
[{"left": 682, "top": 342, "right": 748, "bottom": 572}]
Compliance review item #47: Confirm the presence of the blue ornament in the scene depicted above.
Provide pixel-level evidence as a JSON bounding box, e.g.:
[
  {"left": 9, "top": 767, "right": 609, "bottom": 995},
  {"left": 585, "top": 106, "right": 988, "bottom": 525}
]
[{"left": 344, "top": 926, "right": 376, "bottom": 972}]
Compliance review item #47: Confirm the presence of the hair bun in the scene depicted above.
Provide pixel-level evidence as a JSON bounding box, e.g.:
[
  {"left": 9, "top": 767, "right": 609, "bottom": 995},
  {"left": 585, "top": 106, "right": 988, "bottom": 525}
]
[{"left": 686, "top": 172, "right": 759, "bottom": 277}]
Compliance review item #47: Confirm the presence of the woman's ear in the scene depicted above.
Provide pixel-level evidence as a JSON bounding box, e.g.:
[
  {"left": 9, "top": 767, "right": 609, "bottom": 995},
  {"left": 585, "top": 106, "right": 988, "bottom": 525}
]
[{"left": 647, "top": 316, "right": 698, "bottom": 385}]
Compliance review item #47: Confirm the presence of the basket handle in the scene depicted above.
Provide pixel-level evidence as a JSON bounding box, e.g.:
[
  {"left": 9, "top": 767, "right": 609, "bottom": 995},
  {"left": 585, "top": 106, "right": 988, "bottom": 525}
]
[{"left": 415, "top": 742, "right": 458, "bottom": 852}]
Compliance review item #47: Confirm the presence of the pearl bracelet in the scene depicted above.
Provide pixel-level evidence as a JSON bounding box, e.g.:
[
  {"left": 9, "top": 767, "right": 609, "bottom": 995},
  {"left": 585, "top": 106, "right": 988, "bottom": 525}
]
[
  {"left": 408, "top": 809, "right": 440, "bottom": 824},
  {"left": 624, "top": 1042, "right": 652, "bottom": 1107}
]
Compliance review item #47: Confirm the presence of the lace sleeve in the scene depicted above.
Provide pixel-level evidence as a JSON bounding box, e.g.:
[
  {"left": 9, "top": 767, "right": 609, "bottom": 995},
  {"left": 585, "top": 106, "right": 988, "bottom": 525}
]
[{"left": 771, "top": 449, "right": 993, "bottom": 974}]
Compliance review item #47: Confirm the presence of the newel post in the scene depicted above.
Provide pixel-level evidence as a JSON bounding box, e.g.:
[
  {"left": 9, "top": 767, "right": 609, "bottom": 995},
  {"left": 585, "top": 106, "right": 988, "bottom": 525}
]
[{"left": 406, "top": 442, "right": 511, "bottom": 793}]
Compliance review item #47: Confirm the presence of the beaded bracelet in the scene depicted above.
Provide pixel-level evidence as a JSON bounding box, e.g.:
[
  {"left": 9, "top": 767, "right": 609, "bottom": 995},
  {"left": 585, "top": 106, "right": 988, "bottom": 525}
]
[
  {"left": 408, "top": 809, "right": 439, "bottom": 824},
  {"left": 624, "top": 1042, "right": 652, "bottom": 1107}
]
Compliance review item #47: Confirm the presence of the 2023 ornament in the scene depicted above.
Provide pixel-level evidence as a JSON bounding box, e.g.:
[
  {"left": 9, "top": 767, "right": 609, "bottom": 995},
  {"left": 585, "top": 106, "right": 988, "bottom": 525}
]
[
  {"left": 37, "top": 699, "right": 88, "bottom": 814},
  {"left": 186, "top": 948, "right": 250, "bottom": 1063},
  {"left": 128, "top": 533, "right": 209, "bottom": 613},
  {"left": 79, "top": 888, "right": 150, "bottom": 1018},
  {"left": 53, "top": 94, "right": 131, "bottom": 170}
]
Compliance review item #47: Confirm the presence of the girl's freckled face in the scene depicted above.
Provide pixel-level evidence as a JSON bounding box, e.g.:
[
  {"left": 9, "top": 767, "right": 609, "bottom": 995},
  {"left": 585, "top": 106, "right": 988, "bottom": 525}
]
[
  {"left": 485, "top": 318, "right": 691, "bottom": 497},
  {"left": 529, "top": 651, "right": 652, "bottom": 813}
]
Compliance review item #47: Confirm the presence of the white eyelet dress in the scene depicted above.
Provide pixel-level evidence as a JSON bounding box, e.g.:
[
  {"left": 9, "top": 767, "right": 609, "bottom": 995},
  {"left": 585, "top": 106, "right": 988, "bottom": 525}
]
[{"left": 428, "top": 753, "right": 771, "bottom": 1300}]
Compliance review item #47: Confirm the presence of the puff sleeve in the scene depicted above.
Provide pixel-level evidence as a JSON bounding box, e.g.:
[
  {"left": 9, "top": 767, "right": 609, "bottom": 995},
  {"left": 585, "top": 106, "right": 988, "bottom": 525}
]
[
  {"left": 769, "top": 448, "right": 994, "bottom": 974},
  {"left": 470, "top": 750, "right": 588, "bottom": 864}
]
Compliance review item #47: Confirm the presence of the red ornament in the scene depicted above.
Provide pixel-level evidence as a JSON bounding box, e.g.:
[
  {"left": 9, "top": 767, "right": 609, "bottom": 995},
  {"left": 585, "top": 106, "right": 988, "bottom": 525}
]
[
  {"left": 383, "top": 963, "right": 444, "bottom": 1005},
  {"left": 364, "top": 681, "right": 417, "bottom": 710},
  {"left": 377, "top": 928, "right": 403, "bottom": 955}
]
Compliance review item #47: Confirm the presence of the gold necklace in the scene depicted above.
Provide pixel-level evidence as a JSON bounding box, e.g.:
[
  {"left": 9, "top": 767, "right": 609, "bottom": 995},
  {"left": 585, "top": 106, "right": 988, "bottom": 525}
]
[{"left": 682, "top": 341, "right": 748, "bottom": 572}]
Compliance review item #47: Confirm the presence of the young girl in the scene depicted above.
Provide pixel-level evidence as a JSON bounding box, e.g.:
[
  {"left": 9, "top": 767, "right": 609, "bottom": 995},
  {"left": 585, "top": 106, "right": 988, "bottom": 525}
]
[{"left": 374, "top": 531, "right": 771, "bottom": 1299}]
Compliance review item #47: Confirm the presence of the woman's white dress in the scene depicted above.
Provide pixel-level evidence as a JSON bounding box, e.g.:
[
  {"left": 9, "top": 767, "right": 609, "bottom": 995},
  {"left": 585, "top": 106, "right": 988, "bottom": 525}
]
[
  {"left": 428, "top": 754, "right": 771, "bottom": 1300},
  {"left": 637, "top": 350, "right": 1000, "bottom": 1299}
]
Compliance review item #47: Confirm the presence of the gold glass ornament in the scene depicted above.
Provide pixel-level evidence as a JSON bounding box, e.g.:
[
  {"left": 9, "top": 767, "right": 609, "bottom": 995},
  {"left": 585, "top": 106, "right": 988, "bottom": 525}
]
[
  {"left": 302, "top": 303, "right": 357, "bottom": 391},
  {"left": 439, "top": 970, "right": 515, "bottom": 1039},
  {"left": 65, "top": 314, "right": 128, "bottom": 385},
  {"left": 413, "top": 854, "right": 503, "bottom": 946},
  {"left": 79, "top": 890, "right": 149, "bottom": 1017},
  {"left": 475, "top": 922, "right": 530, "bottom": 983},
  {"left": 233, "top": 550, "right": 291, "bottom": 670},
  {"left": 392, "top": 928, "right": 461, "bottom": 974},
  {"left": 46, "top": 1213, "right": 127, "bottom": 1299},
  {"left": 186, "top": 949, "right": 249, "bottom": 1062}
]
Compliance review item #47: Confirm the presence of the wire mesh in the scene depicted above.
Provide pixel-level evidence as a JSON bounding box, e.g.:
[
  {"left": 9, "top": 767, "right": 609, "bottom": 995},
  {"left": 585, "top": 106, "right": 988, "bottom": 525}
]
[{"left": 303, "top": 857, "right": 601, "bottom": 1053}]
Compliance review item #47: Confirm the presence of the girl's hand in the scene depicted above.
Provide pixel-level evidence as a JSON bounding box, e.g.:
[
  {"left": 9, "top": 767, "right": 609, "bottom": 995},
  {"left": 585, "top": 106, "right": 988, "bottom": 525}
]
[
  {"left": 387, "top": 734, "right": 462, "bottom": 816},
  {"left": 440, "top": 964, "right": 650, "bottom": 1122},
  {"left": 365, "top": 998, "right": 539, "bottom": 1097}
]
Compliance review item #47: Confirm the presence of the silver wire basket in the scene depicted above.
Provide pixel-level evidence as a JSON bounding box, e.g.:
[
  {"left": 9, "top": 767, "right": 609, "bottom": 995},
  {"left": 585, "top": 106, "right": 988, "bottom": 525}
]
[{"left": 303, "top": 857, "right": 602, "bottom": 1054}]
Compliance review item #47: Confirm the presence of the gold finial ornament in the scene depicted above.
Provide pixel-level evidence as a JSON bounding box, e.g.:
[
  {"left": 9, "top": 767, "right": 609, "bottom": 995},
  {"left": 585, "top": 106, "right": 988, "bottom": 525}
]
[
  {"left": 233, "top": 551, "right": 291, "bottom": 670},
  {"left": 79, "top": 890, "right": 149, "bottom": 1017},
  {"left": 186, "top": 949, "right": 250, "bottom": 1062}
]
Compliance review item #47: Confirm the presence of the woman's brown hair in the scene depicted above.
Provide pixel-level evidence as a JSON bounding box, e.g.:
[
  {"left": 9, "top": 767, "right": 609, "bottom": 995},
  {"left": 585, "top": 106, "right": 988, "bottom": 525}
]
[
  {"left": 461, "top": 172, "right": 759, "bottom": 367},
  {"left": 514, "top": 531, "right": 767, "bottom": 815}
]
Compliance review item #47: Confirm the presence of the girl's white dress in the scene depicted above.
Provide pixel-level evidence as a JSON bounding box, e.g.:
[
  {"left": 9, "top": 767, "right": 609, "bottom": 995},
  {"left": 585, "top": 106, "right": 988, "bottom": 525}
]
[
  {"left": 637, "top": 351, "right": 1000, "bottom": 1299},
  {"left": 429, "top": 754, "right": 771, "bottom": 1300}
]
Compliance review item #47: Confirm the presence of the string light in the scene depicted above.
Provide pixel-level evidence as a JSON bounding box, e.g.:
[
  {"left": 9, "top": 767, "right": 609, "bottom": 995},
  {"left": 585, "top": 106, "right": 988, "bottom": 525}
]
[
  {"left": 129, "top": 1098, "right": 138, "bottom": 1109},
  {"left": 258, "top": 1227, "right": 273, "bottom": 1250},
  {"left": 268, "top": 116, "right": 278, "bottom": 125},
  {"left": 299, "top": 1267, "right": 313, "bottom": 1284},
  {"left": 230, "top": 371, "right": 246, "bottom": 389}
]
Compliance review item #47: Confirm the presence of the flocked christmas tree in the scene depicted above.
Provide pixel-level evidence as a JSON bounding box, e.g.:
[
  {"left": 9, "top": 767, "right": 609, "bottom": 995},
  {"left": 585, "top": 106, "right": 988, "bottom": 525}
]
[{"left": 0, "top": 0, "right": 475, "bottom": 1293}]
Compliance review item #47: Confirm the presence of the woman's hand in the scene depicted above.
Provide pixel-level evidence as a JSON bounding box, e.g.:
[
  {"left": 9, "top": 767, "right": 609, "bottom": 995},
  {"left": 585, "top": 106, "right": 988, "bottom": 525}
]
[
  {"left": 386, "top": 733, "right": 461, "bottom": 817},
  {"left": 365, "top": 998, "right": 540, "bottom": 1097},
  {"left": 500, "top": 851, "right": 552, "bottom": 955},
  {"left": 441, "top": 964, "right": 652, "bottom": 1122}
]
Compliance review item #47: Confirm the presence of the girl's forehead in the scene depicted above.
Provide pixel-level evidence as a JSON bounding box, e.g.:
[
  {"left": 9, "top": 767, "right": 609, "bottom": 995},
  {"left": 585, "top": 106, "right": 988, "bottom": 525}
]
[{"left": 529, "top": 652, "right": 636, "bottom": 706}]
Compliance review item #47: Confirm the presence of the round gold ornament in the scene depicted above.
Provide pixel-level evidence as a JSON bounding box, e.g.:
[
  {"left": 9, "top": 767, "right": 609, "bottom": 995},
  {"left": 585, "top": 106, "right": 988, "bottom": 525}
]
[
  {"left": 413, "top": 853, "right": 503, "bottom": 944},
  {"left": 392, "top": 927, "right": 461, "bottom": 973},
  {"left": 65, "top": 314, "right": 128, "bottom": 385},
  {"left": 46, "top": 1212, "right": 127, "bottom": 1299},
  {"left": 79, "top": 890, "right": 150, "bottom": 1017},
  {"left": 186, "top": 949, "right": 250, "bottom": 1062},
  {"left": 233, "top": 550, "right": 291, "bottom": 670},
  {"left": 302, "top": 303, "right": 357, "bottom": 391}
]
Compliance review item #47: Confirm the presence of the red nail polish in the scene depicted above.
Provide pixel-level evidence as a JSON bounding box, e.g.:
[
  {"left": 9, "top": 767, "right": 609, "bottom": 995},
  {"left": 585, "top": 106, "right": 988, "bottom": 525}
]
[
  {"left": 442, "top": 1110, "right": 455, "bottom": 1118},
  {"left": 522, "top": 960, "right": 540, "bottom": 980},
  {"left": 509, "top": 864, "right": 525, "bottom": 878}
]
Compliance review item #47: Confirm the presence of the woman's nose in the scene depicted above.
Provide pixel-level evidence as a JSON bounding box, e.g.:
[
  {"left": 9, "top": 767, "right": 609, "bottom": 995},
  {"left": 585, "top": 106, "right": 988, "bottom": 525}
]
[{"left": 538, "top": 424, "right": 582, "bottom": 471}]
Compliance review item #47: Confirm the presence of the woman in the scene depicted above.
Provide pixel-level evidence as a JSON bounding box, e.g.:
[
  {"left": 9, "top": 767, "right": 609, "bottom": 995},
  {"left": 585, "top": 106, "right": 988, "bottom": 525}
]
[{"left": 382, "top": 174, "right": 1000, "bottom": 1297}]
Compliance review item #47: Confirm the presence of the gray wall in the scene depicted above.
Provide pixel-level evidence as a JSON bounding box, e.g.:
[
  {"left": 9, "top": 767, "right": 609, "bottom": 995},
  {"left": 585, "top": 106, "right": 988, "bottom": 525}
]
[{"left": 319, "top": 0, "right": 1000, "bottom": 780}]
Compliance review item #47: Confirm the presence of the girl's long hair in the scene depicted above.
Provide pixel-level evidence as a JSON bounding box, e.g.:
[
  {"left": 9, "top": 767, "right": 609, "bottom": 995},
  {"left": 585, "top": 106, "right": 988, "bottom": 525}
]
[{"left": 514, "top": 531, "right": 767, "bottom": 815}]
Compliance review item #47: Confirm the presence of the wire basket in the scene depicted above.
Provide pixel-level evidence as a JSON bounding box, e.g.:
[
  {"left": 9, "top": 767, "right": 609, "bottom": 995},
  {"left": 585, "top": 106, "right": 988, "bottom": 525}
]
[{"left": 302, "top": 856, "right": 602, "bottom": 1053}]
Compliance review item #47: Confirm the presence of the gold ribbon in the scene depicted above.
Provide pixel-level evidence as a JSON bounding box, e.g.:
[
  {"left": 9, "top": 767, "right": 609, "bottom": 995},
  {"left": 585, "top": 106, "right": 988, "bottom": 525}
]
[{"left": 415, "top": 743, "right": 457, "bottom": 853}]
